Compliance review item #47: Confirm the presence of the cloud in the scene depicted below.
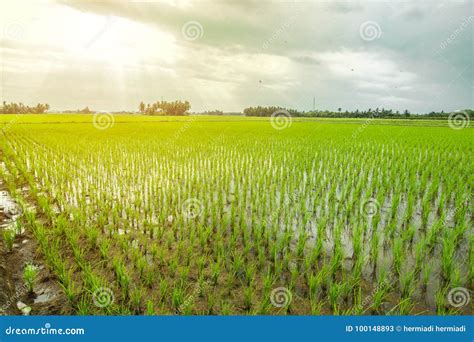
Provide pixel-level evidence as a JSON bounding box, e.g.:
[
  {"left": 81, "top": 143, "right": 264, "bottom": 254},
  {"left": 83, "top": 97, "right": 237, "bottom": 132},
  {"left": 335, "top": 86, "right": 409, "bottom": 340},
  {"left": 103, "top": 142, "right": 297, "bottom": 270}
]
[
  {"left": 326, "top": 1, "right": 364, "bottom": 13},
  {"left": 316, "top": 50, "right": 418, "bottom": 91}
]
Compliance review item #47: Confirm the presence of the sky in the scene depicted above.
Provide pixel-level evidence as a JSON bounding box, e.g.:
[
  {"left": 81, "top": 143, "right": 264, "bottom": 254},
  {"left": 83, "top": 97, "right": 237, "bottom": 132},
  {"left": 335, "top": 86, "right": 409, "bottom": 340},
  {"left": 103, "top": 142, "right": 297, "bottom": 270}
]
[{"left": 0, "top": 0, "right": 472, "bottom": 113}]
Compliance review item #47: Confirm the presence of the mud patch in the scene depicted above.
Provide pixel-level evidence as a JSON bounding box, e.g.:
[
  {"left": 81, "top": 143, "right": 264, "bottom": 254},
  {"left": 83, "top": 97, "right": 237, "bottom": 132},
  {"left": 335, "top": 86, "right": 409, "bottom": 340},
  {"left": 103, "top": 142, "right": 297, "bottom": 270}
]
[{"left": 0, "top": 181, "right": 71, "bottom": 315}]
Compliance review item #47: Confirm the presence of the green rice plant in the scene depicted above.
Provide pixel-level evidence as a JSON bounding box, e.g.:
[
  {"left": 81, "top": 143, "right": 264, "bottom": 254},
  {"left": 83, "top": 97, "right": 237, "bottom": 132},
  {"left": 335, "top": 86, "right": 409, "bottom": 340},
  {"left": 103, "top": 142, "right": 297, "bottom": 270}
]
[
  {"left": 206, "top": 291, "right": 216, "bottom": 314},
  {"left": 85, "top": 227, "right": 99, "bottom": 247},
  {"left": 76, "top": 296, "right": 91, "bottom": 315},
  {"left": 113, "top": 257, "right": 131, "bottom": 298},
  {"left": 146, "top": 300, "right": 155, "bottom": 315},
  {"left": 402, "top": 224, "right": 416, "bottom": 245},
  {"left": 449, "top": 267, "right": 461, "bottom": 288},
  {"left": 392, "top": 237, "right": 404, "bottom": 276},
  {"left": 369, "top": 230, "right": 379, "bottom": 265},
  {"left": 2, "top": 229, "right": 15, "bottom": 252},
  {"left": 352, "top": 255, "right": 364, "bottom": 283},
  {"left": 388, "top": 297, "right": 413, "bottom": 315},
  {"left": 414, "top": 238, "right": 426, "bottom": 270},
  {"left": 171, "top": 286, "right": 185, "bottom": 310},
  {"left": 232, "top": 252, "right": 245, "bottom": 276},
  {"left": 244, "top": 262, "right": 256, "bottom": 286},
  {"left": 13, "top": 220, "right": 23, "bottom": 235},
  {"left": 399, "top": 270, "right": 415, "bottom": 299},
  {"left": 351, "top": 287, "right": 364, "bottom": 315},
  {"left": 328, "top": 283, "right": 342, "bottom": 312},
  {"left": 210, "top": 260, "right": 221, "bottom": 285},
  {"left": 330, "top": 243, "right": 343, "bottom": 277},
  {"left": 296, "top": 231, "right": 308, "bottom": 259},
  {"left": 441, "top": 236, "right": 455, "bottom": 281},
  {"left": 196, "top": 255, "right": 206, "bottom": 275},
  {"left": 435, "top": 288, "right": 448, "bottom": 315},
  {"left": 177, "top": 265, "right": 190, "bottom": 285},
  {"left": 168, "top": 258, "right": 178, "bottom": 277},
  {"left": 307, "top": 273, "right": 320, "bottom": 299},
  {"left": 82, "top": 265, "right": 102, "bottom": 292},
  {"left": 421, "top": 262, "right": 432, "bottom": 292},
  {"left": 142, "top": 267, "right": 155, "bottom": 288},
  {"left": 129, "top": 287, "right": 144, "bottom": 314},
  {"left": 23, "top": 263, "right": 38, "bottom": 294},
  {"left": 60, "top": 279, "right": 78, "bottom": 305},
  {"left": 157, "top": 278, "right": 168, "bottom": 305},
  {"left": 352, "top": 225, "right": 363, "bottom": 261},
  {"left": 257, "top": 294, "right": 272, "bottom": 315},
  {"left": 310, "top": 297, "right": 323, "bottom": 315},
  {"left": 99, "top": 239, "right": 111, "bottom": 260},
  {"left": 136, "top": 256, "right": 147, "bottom": 279},
  {"left": 262, "top": 269, "right": 275, "bottom": 295},
  {"left": 243, "top": 285, "right": 253, "bottom": 311}
]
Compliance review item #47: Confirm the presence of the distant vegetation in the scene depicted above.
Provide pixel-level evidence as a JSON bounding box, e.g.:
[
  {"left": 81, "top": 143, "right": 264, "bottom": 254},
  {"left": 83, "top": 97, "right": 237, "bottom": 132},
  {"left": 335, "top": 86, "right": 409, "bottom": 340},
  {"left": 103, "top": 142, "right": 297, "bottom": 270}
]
[
  {"left": 2, "top": 100, "right": 472, "bottom": 120},
  {"left": 139, "top": 100, "right": 191, "bottom": 116},
  {"left": 243, "top": 106, "right": 300, "bottom": 117},
  {"left": 200, "top": 110, "right": 224, "bottom": 116},
  {"left": 1, "top": 101, "right": 50, "bottom": 114},
  {"left": 243, "top": 106, "right": 474, "bottom": 119}
]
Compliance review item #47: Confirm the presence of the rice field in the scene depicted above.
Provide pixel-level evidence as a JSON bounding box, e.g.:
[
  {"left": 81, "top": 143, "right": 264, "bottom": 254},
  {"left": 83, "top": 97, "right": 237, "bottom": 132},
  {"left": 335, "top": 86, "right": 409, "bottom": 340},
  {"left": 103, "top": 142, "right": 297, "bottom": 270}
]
[{"left": 0, "top": 114, "right": 472, "bottom": 315}]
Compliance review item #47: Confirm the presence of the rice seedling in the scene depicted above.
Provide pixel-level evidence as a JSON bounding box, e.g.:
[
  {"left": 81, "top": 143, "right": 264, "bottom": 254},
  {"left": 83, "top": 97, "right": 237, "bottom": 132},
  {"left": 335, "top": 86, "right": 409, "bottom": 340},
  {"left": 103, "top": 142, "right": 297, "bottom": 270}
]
[
  {"left": 243, "top": 285, "right": 254, "bottom": 311},
  {"left": 129, "top": 287, "right": 144, "bottom": 314},
  {"left": 171, "top": 286, "right": 185, "bottom": 311},
  {"left": 2, "top": 228, "right": 15, "bottom": 252},
  {"left": 146, "top": 300, "right": 155, "bottom": 315},
  {"left": 23, "top": 263, "right": 38, "bottom": 294}
]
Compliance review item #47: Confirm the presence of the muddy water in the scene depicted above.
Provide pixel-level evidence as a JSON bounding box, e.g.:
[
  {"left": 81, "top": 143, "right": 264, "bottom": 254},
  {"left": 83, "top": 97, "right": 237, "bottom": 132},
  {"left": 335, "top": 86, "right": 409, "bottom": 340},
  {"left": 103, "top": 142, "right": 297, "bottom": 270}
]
[{"left": 0, "top": 181, "right": 70, "bottom": 315}]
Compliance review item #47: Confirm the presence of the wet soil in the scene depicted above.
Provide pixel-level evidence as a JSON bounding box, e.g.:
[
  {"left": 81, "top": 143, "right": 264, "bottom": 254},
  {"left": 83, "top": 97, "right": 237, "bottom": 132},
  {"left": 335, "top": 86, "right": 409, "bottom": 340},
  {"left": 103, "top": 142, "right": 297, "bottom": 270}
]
[{"left": 0, "top": 181, "right": 71, "bottom": 315}]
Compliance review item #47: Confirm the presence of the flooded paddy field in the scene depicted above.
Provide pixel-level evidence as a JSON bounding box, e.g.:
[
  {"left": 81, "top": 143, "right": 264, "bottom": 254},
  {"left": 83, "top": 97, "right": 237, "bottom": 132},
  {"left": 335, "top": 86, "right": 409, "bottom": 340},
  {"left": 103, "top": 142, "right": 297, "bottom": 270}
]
[{"left": 0, "top": 115, "right": 472, "bottom": 315}]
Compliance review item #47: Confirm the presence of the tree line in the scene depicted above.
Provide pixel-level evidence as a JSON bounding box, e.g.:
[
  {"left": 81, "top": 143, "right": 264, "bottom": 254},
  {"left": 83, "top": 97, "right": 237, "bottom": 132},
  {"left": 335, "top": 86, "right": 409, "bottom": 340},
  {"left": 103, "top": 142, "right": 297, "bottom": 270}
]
[
  {"left": 243, "top": 106, "right": 474, "bottom": 119},
  {"left": 2, "top": 99, "right": 471, "bottom": 119},
  {"left": 243, "top": 106, "right": 300, "bottom": 117},
  {"left": 139, "top": 100, "right": 191, "bottom": 116},
  {"left": 1, "top": 101, "right": 50, "bottom": 114}
]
